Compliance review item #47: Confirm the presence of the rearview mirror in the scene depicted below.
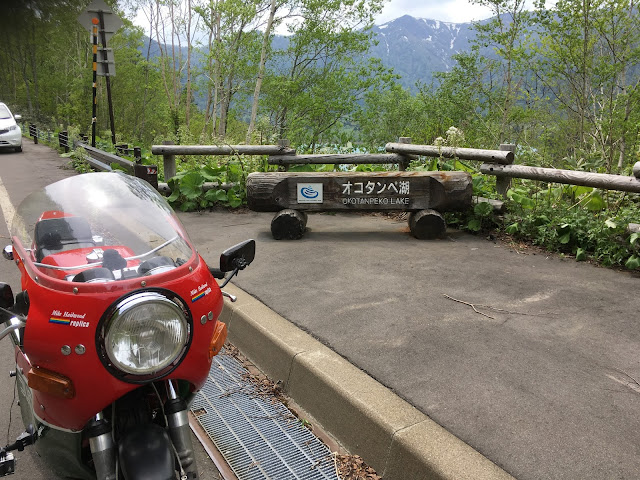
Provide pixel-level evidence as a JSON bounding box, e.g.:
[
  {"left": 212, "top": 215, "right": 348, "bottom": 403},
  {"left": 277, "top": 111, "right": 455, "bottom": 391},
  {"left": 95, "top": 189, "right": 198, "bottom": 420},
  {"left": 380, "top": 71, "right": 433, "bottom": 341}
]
[
  {"left": 0, "top": 283, "right": 14, "bottom": 309},
  {"left": 219, "top": 239, "right": 255, "bottom": 272}
]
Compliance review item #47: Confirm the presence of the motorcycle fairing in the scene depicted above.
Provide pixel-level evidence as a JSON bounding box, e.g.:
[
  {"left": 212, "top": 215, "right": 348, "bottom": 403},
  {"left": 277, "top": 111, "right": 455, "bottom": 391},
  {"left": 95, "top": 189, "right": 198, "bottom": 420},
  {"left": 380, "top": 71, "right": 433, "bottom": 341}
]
[
  {"left": 12, "top": 251, "right": 223, "bottom": 431},
  {"left": 8, "top": 173, "right": 226, "bottom": 431}
]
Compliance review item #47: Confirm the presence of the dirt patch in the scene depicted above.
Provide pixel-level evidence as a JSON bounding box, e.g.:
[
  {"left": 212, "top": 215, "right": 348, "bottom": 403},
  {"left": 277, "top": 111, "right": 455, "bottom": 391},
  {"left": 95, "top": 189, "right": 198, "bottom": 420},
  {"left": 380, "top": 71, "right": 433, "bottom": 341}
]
[{"left": 334, "top": 454, "right": 382, "bottom": 480}]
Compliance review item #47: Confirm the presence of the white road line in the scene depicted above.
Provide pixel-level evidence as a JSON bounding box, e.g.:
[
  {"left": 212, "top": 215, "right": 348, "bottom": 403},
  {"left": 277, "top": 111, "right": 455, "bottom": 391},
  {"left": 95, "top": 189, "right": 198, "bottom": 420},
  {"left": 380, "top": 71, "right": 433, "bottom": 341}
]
[{"left": 0, "top": 176, "right": 16, "bottom": 232}]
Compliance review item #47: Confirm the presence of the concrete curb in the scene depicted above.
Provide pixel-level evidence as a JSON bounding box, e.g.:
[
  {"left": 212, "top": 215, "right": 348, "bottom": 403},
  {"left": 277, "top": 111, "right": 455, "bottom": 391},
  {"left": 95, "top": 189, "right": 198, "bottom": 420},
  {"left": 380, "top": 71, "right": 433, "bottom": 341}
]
[{"left": 222, "top": 283, "right": 515, "bottom": 480}]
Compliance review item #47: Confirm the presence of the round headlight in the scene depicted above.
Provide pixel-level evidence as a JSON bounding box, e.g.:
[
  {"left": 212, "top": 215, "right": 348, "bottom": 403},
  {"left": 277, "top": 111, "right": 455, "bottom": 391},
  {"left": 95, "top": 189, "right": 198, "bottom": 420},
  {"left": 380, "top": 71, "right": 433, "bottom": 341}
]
[{"left": 102, "top": 291, "right": 190, "bottom": 378}]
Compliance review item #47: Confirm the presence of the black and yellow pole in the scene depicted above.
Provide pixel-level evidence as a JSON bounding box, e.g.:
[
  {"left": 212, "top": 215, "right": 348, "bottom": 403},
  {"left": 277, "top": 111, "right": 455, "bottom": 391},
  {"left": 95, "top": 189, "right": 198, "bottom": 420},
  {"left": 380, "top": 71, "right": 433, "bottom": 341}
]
[{"left": 91, "top": 17, "right": 99, "bottom": 147}]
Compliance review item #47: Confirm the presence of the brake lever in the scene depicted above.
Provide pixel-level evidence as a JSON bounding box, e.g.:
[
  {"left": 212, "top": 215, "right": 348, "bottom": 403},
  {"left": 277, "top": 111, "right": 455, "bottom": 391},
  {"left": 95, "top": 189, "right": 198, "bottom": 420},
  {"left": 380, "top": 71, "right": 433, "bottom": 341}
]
[{"left": 221, "top": 291, "right": 237, "bottom": 302}]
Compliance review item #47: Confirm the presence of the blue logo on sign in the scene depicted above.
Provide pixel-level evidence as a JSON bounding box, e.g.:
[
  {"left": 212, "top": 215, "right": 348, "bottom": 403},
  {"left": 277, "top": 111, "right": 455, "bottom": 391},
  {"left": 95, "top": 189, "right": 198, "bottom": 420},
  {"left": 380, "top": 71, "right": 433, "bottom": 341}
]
[{"left": 301, "top": 186, "right": 319, "bottom": 199}]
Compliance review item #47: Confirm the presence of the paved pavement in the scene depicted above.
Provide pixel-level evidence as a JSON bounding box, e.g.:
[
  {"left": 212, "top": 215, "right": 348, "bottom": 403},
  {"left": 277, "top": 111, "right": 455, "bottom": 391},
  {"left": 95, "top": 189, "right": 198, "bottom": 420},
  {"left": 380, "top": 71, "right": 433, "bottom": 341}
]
[
  {"left": 2, "top": 139, "right": 640, "bottom": 479},
  {"left": 181, "top": 204, "right": 640, "bottom": 479}
]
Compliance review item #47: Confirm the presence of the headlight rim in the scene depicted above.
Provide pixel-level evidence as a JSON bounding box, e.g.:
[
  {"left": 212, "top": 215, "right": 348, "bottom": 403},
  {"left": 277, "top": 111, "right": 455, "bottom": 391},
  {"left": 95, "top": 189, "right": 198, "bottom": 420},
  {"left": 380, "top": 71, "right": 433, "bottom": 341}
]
[{"left": 96, "top": 288, "right": 193, "bottom": 384}]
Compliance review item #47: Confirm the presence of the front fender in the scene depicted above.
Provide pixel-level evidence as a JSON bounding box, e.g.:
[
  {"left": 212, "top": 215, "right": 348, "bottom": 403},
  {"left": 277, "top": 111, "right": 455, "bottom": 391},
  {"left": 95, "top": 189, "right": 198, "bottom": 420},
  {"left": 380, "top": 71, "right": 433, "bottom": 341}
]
[{"left": 118, "top": 424, "right": 174, "bottom": 480}]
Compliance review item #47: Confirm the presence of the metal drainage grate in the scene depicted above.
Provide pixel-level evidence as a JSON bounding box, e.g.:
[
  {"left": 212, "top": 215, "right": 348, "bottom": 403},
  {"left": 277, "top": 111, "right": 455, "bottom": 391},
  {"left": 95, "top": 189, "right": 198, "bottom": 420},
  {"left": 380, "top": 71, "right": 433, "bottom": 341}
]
[{"left": 191, "top": 350, "right": 337, "bottom": 480}]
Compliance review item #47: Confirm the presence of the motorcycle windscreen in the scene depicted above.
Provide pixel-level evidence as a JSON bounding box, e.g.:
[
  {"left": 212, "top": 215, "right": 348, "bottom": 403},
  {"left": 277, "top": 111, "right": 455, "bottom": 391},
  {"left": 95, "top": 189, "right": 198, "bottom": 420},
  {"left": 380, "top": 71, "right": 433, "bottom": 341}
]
[{"left": 10, "top": 172, "right": 195, "bottom": 282}]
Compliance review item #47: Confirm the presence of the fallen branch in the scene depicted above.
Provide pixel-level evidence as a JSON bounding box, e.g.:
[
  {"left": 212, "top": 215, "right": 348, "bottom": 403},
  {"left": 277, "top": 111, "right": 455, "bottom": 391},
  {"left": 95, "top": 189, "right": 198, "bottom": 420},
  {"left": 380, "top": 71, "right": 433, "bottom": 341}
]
[
  {"left": 442, "top": 294, "right": 553, "bottom": 319},
  {"left": 443, "top": 294, "right": 496, "bottom": 319}
]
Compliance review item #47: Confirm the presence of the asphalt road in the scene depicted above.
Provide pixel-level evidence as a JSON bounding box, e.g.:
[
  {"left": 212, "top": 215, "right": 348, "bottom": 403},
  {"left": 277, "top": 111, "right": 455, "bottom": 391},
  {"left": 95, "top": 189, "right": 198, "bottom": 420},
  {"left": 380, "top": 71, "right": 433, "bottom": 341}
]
[
  {"left": 0, "top": 141, "right": 222, "bottom": 479},
  {"left": 4, "top": 139, "right": 640, "bottom": 479},
  {"left": 180, "top": 201, "right": 640, "bottom": 478}
]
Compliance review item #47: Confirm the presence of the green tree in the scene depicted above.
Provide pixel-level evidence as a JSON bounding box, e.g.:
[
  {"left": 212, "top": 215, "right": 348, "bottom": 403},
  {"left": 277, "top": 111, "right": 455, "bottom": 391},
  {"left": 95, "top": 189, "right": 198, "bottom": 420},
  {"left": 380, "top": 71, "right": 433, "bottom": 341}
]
[
  {"left": 262, "top": 0, "right": 394, "bottom": 149},
  {"left": 195, "top": 0, "right": 263, "bottom": 139},
  {"left": 357, "top": 83, "right": 424, "bottom": 147},
  {"left": 0, "top": 0, "right": 87, "bottom": 121},
  {"left": 533, "top": 0, "right": 640, "bottom": 170},
  {"left": 106, "top": 26, "right": 171, "bottom": 143},
  {"left": 471, "top": 0, "right": 535, "bottom": 144}
]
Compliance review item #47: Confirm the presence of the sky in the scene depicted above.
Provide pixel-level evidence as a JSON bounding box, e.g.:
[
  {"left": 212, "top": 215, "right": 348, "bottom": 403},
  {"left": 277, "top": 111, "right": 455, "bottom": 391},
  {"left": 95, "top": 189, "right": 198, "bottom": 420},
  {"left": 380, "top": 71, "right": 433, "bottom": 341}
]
[
  {"left": 376, "top": 0, "right": 495, "bottom": 24},
  {"left": 130, "top": 0, "right": 518, "bottom": 38},
  {"left": 131, "top": 0, "right": 496, "bottom": 36}
]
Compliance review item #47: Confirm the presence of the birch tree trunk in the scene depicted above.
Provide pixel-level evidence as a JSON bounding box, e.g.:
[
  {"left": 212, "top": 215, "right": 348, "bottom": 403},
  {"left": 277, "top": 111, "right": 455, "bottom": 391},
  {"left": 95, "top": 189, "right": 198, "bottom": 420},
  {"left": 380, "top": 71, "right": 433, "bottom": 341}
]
[
  {"left": 246, "top": 0, "right": 277, "bottom": 144},
  {"left": 185, "top": 0, "right": 192, "bottom": 127}
]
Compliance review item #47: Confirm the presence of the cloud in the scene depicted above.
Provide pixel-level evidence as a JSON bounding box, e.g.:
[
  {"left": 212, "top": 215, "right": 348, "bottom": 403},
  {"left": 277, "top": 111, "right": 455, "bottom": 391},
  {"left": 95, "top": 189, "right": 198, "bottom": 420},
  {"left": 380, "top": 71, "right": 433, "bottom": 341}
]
[{"left": 377, "top": 0, "right": 494, "bottom": 24}]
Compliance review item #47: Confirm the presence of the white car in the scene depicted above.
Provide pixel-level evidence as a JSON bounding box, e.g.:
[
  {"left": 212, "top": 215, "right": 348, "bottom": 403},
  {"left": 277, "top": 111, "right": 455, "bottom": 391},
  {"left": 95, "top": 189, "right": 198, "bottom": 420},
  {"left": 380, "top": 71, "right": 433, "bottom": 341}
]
[{"left": 0, "top": 102, "right": 23, "bottom": 152}]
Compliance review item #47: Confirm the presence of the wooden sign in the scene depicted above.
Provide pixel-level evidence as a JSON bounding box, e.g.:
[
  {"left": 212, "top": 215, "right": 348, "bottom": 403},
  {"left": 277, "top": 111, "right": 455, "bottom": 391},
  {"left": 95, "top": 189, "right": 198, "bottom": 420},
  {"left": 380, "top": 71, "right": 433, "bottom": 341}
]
[{"left": 246, "top": 171, "right": 472, "bottom": 213}]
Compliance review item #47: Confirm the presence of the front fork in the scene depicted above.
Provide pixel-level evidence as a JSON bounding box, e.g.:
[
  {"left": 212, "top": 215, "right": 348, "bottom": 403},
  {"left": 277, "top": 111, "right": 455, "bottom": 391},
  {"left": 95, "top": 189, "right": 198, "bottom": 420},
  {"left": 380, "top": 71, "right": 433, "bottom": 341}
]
[
  {"left": 87, "top": 380, "right": 198, "bottom": 480},
  {"left": 165, "top": 380, "right": 199, "bottom": 478}
]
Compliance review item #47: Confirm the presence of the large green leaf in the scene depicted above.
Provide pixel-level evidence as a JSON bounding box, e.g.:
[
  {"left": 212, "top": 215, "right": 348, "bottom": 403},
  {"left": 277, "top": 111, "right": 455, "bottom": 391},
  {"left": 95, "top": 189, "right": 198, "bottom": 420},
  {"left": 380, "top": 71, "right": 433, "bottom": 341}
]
[
  {"left": 467, "top": 218, "right": 482, "bottom": 231},
  {"left": 584, "top": 193, "right": 605, "bottom": 211},
  {"left": 505, "top": 222, "right": 519, "bottom": 234},
  {"left": 571, "top": 185, "right": 593, "bottom": 197},
  {"left": 167, "top": 178, "right": 181, "bottom": 203},
  {"left": 179, "top": 200, "right": 197, "bottom": 212},
  {"left": 559, "top": 232, "right": 571, "bottom": 244},
  {"left": 509, "top": 192, "right": 536, "bottom": 209},
  {"left": 228, "top": 193, "right": 243, "bottom": 208},
  {"left": 201, "top": 165, "right": 225, "bottom": 182},
  {"left": 179, "top": 172, "right": 205, "bottom": 200},
  {"left": 474, "top": 201, "right": 493, "bottom": 217},
  {"left": 205, "top": 189, "right": 229, "bottom": 203},
  {"left": 625, "top": 255, "right": 640, "bottom": 270}
]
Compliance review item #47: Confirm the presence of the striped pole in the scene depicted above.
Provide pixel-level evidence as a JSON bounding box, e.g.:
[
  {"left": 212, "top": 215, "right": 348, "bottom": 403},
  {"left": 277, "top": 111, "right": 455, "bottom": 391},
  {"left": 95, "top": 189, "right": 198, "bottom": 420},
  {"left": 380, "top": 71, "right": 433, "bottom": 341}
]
[{"left": 91, "top": 17, "right": 99, "bottom": 147}]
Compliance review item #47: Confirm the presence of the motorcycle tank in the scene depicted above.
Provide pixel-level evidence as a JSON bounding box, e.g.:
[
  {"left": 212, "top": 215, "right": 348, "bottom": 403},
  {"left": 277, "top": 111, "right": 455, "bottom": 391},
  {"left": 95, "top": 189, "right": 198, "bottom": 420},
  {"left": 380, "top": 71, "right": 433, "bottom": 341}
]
[{"left": 8, "top": 172, "right": 224, "bottom": 431}]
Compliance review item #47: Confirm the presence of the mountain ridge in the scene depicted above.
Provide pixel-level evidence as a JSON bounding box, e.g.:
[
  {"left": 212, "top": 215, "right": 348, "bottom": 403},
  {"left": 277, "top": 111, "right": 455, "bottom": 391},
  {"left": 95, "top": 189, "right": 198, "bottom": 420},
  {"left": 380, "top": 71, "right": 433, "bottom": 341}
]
[
  {"left": 140, "top": 14, "right": 485, "bottom": 97},
  {"left": 369, "top": 14, "right": 481, "bottom": 88}
]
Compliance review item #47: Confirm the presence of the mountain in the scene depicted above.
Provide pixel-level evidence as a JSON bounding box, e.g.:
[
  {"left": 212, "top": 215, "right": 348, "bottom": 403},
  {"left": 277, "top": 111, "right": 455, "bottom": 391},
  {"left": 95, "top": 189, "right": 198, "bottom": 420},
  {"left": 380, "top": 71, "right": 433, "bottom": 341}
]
[
  {"left": 369, "top": 15, "right": 479, "bottom": 89},
  {"left": 139, "top": 14, "right": 487, "bottom": 98}
]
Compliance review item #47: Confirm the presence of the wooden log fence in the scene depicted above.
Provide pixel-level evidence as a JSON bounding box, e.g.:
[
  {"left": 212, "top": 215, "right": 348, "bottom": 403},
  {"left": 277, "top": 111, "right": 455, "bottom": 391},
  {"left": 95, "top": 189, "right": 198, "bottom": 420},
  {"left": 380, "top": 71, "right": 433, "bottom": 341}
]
[
  {"left": 268, "top": 153, "right": 405, "bottom": 166},
  {"left": 150, "top": 139, "right": 640, "bottom": 239},
  {"left": 385, "top": 142, "right": 515, "bottom": 165},
  {"left": 152, "top": 144, "right": 296, "bottom": 157},
  {"left": 480, "top": 163, "right": 640, "bottom": 194}
]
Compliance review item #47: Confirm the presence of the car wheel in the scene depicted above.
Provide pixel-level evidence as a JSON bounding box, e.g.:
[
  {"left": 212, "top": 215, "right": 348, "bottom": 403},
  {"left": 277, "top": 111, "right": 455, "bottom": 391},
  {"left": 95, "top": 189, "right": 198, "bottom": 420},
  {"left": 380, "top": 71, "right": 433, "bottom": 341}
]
[{"left": 15, "top": 146, "right": 22, "bottom": 153}]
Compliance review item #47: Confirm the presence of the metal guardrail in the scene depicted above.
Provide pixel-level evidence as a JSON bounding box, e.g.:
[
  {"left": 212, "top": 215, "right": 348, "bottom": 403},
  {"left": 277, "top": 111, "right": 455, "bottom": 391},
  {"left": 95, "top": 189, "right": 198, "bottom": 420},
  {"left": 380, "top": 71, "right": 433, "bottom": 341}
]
[
  {"left": 22, "top": 123, "right": 141, "bottom": 161},
  {"left": 20, "top": 123, "right": 156, "bottom": 188},
  {"left": 75, "top": 142, "right": 135, "bottom": 173}
]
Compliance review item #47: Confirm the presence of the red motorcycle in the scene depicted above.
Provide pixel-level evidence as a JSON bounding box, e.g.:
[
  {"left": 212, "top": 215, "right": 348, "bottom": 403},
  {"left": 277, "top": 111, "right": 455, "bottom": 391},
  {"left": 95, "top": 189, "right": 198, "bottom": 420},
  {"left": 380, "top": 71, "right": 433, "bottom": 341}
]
[{"left": 0, "top": 172, "right": 254, "bottom": 479}]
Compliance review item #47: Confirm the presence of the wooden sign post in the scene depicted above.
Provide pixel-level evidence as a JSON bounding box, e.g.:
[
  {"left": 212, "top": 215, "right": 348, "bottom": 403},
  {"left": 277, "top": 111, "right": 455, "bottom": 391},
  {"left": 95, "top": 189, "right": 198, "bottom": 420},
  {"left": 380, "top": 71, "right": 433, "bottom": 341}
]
[{"left": 246, "top": 171, "right": 472, "bottom": 239}]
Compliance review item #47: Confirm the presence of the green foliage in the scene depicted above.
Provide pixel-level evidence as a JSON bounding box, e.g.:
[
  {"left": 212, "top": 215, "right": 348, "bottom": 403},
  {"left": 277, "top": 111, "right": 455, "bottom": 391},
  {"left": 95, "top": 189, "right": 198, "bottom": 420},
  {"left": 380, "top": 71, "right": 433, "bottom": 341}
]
[
  {"left": 164, "top": 154, "right": 254, "bottom": 212},
  {"left": 262, "top": 0, "right": 393, "bottom": 148},
  {"left": 502, "top": 181, "right": 640, "bottom": 269}
]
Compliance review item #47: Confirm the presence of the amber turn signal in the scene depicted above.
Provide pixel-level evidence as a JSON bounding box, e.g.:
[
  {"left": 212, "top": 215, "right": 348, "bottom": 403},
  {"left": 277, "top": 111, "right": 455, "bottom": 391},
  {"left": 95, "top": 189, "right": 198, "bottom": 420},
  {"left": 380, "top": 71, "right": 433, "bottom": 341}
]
[
  {"left": 209, "top": 321, "right": 228, "bottom": 359},
  {"left": 28, "top": 367, "right": 75, "bottom": 399}
]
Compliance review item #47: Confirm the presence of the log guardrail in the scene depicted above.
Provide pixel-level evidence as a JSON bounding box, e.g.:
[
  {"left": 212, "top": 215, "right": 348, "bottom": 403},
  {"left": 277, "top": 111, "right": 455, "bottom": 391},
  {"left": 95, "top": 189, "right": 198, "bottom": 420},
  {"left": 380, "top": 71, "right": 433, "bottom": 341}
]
[
  {"left": 154, "top": 138, "right": 512, "bottom": 174},
  {"left": 480, "top": 163, "right": 640, "bottom": 194},
  {"left": 385, "top": 142, "right": 515, "bottom": 164},
  {"left": 151, "top": 141, "right": 295, "bottom": 186},
  {"left": 150, "top": 137, "right": 640, "bottom": 239},
  {"left": 268, "top": 153, "right": 405, "bottom": 166}
]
